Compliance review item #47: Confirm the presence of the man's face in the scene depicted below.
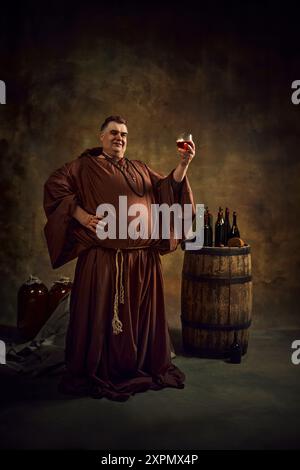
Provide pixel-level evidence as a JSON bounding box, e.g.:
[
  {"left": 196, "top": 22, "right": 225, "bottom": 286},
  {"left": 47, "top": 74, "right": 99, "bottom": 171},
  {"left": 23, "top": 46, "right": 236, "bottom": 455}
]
[{"left": 100, "top": 121, "right": 128, "bottom": 159}]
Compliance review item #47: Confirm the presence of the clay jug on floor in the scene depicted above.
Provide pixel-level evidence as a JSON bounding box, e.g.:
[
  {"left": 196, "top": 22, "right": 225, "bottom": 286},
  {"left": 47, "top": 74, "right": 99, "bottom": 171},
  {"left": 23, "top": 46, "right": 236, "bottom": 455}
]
[
  {"left": 47, "top": 276, "right": 73, "bottom": 318},
  {"left": 17, "top": 275, "right": 49, "bottom": 340}
]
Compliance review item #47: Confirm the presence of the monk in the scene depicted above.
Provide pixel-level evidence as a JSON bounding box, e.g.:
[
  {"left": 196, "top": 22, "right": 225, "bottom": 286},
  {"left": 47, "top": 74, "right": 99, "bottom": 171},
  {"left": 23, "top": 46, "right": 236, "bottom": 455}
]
[{"left": 43, "top": 115, "right": 195, "bottom": 401}]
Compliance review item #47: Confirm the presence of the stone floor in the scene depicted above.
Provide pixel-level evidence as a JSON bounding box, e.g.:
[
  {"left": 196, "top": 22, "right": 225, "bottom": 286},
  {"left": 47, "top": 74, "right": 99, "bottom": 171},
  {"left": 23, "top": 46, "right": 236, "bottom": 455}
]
[{"left": 0, "top": 328, "right": 300, "bottom": 450}]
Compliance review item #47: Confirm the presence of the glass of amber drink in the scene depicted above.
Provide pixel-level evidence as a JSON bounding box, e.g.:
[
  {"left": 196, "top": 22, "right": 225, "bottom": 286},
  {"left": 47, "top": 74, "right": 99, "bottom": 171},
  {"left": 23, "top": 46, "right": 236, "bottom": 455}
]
[{"left": 176, "top": 133, "right": 193, "bottom": 155}]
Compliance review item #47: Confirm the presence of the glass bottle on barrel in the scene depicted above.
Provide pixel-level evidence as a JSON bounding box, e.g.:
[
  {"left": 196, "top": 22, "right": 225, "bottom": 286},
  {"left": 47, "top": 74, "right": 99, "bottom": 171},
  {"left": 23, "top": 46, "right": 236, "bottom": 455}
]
[
  {"left": 204, "top": 207, "right": 213, "bottom": 247},
  {"left": 215, "top": 207, "right": 225, "bottom": 247},
  {"left": 224, "top": 207, "right": 231, "bottom": 246},
  {"left": 228, "top": 211, "right": 240, "bottom": 240}
]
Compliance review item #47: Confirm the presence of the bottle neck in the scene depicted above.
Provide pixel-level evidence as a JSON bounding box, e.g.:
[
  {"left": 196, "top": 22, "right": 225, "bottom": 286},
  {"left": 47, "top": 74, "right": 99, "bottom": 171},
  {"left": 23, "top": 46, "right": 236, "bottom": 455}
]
[
  {"left": 207, "top": 212, "right": 212, "bottom": 227},
  {"left": 204, "top": 212, "right": 208, "bottom": 226}
]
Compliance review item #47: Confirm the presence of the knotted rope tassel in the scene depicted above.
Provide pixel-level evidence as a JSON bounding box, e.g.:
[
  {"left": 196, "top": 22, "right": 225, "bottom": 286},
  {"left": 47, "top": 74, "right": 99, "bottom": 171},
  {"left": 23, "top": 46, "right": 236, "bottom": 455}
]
[{"left": 112, "top": 248, "right": 125, "bottom": 335}]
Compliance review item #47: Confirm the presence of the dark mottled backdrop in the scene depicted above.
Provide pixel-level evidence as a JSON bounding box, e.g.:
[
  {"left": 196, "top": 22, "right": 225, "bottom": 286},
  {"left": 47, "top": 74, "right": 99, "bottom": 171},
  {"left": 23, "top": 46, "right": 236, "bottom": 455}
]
[{"left": 0, "top": 1, "right": 299, "bottom": 328}]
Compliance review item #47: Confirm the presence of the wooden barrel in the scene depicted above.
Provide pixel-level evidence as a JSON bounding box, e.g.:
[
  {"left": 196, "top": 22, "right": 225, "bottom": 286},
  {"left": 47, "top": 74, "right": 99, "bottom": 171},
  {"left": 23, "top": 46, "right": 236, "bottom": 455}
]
[{"left": 181, "top": 246, "right": 252, "bottom": 358}]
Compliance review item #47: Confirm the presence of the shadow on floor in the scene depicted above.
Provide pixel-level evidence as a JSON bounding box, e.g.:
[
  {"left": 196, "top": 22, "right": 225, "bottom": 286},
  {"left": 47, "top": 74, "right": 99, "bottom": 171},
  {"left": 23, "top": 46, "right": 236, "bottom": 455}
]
[{"left": 0, "top": 366, "right": 77, "bottom": 403}]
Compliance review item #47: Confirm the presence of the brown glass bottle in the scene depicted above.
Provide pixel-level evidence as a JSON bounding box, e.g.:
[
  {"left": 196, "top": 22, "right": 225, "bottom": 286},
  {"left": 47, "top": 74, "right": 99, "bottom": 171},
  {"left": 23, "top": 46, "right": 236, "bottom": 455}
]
[
  {"left": 215, "top": 207, "right": 225, "bottom": 247},
  {"left": 204, "top": 207, "right": 213, "bottom": 247},
  {"left": 229, "top": 331, "right": 242, "bottom": 364},
  {"left": 228, "top": 211, "right": 240, "bottom": 239},
  {"left": 224, "top": 207, "right": 231, "bottom": 246}
]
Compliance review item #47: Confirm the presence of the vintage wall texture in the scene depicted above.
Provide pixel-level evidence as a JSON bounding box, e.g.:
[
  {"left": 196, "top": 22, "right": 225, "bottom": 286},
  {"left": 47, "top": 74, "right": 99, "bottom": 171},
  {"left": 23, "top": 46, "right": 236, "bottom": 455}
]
[{"left": 0, "top": 2, "right": 299, "bottom": 328}]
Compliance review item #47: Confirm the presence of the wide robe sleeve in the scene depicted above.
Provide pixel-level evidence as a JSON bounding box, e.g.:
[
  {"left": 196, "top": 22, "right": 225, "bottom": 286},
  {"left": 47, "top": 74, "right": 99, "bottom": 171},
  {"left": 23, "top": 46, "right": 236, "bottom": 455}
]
[
  {"left": 144, "top": 164, "right": 195, "bottom": 255},
  {"left": 44, "top": 162, "right": 83, "bottom": 269}
]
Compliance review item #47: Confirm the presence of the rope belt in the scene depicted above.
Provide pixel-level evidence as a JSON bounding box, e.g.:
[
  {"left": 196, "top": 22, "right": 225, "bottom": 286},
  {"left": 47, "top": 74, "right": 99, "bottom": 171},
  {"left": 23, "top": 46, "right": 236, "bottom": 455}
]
[
  {"left": 110, "top": 245, "right": 155, "bottom": 335},
  {"left": 112, "top": 248, "right": 125, "bottom": 335}
]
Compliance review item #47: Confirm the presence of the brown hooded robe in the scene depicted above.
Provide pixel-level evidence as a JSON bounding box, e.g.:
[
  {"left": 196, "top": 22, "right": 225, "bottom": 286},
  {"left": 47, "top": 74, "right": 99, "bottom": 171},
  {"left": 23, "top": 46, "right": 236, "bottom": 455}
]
[{"left": 44, "top": 147, "right": 195, "bottom": 401}]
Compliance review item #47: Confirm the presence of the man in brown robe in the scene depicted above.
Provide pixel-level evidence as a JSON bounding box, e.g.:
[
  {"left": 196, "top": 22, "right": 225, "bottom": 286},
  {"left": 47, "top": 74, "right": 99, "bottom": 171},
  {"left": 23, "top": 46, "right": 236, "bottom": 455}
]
[{"left": 44, "top": 115, "right": 195, "bottom": 401}]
